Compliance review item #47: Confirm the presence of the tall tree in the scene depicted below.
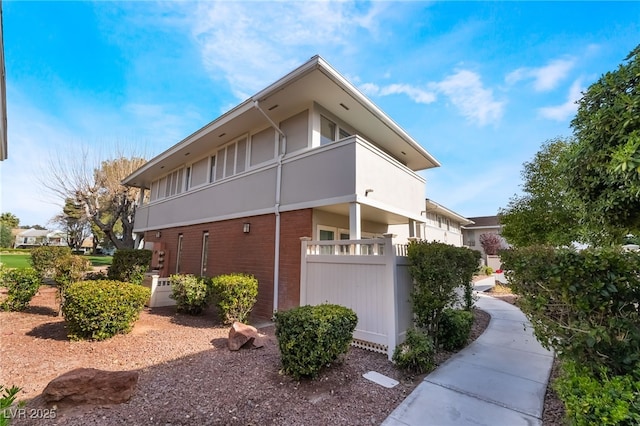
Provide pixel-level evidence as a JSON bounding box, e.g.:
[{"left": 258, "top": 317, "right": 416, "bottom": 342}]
[
  {"left": 0, "top": 213, "right": 19, "bottom": 248},
  {"left": 0, "top": 212, "right": 19, "bottom": 228},
  {"left": 566, "top": 44, "right": 640, "bottom": 243},
  {"left": 42, "top": 152, "right": 147, "bottom": 250},
  {"left": 51, "top": 198, "right": 90, "bottom": 251},
  {"left": 499, "top": 138, "right": 579, "bottom": 247}
]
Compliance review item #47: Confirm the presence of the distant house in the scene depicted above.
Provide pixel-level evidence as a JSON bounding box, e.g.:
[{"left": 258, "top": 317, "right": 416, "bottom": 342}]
[
  {"left": 14, "top": 229, "right": 68, "bottom": 249},
  {"left": 462, "top": 215, "right": 506, "bottom": 258},
  {"left": 123, "top": 55, "right": 441, "bottom": 320}
]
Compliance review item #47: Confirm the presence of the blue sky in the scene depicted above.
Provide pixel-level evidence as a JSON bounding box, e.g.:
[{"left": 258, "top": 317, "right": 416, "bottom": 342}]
[{"left": 1, "top": 1, "right": 639, "bottom": 228}]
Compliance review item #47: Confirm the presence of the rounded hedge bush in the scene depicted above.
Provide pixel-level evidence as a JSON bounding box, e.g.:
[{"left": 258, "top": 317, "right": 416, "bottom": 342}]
[
  {"left": 437, "top": 308, "right": 474, "bottom": 351},
  {"left": 211, "top": 273, "right": 258, "bottom": 324},
  {"left": 170, "top": 274, "right": 212, "bottom": 315},
  {"left": 0, "top": 268, "right": 41, "bottom": 311},
  {"left": 62, "top": 280, "right": 150, "bottom": 340},
  {"left": 274, "top": 304, "right": 357, "bottom": 379},
  {"left": 392, "top": 328, "right": 435, "bottom": 374}
]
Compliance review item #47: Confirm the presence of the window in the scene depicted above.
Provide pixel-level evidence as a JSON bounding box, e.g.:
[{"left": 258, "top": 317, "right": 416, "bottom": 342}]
[
  {"left": 236, "top": 138, "right": 247, "bottom": 173},
  {"left": 250, "top": 128, "right": 276, "bottom": 166},
  {"left": 176, "top": 234, "right": 184, "bottom": 273},
  {"left": 320, "top": 116, "right": 336, "bottom": 145},
  {"left": 437, "top": 215, "right": 442, "bottom": 228},
  {"left": 200, "top": 232, "right": 209, "bottom": 276},
  {"left": 339, "top": 128, "right": 351, "bottom": 139},
  {"left": 446, "top": 219, "right": 450, "bottom": 231},
  {"left": 185, "top": 167, "right": 191, "bottom": 191},
  {"left": 209, "top": 155, "right": 216, "bottom": 183}
]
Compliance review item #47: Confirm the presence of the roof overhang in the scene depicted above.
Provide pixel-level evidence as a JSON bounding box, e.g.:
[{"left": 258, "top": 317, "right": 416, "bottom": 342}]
[
  {"left": 425, "top": 199, "right": 473, "bottom": 225},
  {"left": 123, "top": 55, "right": 440, "bottom": 189}
]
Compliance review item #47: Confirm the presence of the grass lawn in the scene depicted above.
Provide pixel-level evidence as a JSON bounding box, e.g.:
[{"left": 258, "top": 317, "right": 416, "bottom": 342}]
[{"left": 0, "top": 253, "right": 113, "bottom": 269}]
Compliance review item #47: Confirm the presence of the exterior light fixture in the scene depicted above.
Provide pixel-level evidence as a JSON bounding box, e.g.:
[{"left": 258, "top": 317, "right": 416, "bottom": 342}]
[
  {"left": 365, "top": 189, "right": 374, "bottom": 196},
  {"left": 243, "top": 223, "right": 251, "bottom": 233}
]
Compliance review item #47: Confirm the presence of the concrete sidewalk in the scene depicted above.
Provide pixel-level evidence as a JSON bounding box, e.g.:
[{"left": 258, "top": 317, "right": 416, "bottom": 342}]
[{"left": 382, "top": 293, "right": 554, "bottom": 426}]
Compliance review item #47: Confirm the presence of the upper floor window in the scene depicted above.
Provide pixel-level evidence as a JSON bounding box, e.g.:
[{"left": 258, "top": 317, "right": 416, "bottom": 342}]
[{"left": 320, "top": 115, "right": 352, "bottom": 146}]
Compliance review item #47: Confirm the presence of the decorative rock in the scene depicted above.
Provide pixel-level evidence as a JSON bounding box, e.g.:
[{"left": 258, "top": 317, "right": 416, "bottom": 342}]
[
  {"left": 228, "top": 321, "right": 265, "bottom": 350},
  {"left": 42, "top": 368, "right": 138, "bottom": 406}
]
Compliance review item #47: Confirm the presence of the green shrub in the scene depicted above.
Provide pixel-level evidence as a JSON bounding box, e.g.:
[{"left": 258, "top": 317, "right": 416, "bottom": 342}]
[
  {"left": 0, "top": 268, "right": 41, "bottom": 311},
  {"left": 62, "top": 280, "right": 150, "bottom": 340},
  {"left": 555, "top": 361, "right": 640, "bottom": 425},
  {"left": 437, "top": 309, "right": 473, "bottom": 351},
  {"left": 501, "top": 245, "right": 640, "bottom": 375},
  {"left": 211, "top": 273, "right": 258, "bottom": 324},
  {"left": 0, "top": 385, "right": 24, "bottom": 426},
  {"left": 480, "top": 265, "right": 494, "bottom": 276},
  {"left": 170, "top": 274, "right": 212, "bottom": 315},
  {"left": 30, "top": 246, "right": 71, "bottom": 279},
  {"left": 392, "top": 328, "right": 435, "bottom": 374},
  {"left": 407, "top": 241, "right": 480, "bottom": 344},
  {"left": 274, "top": 304, "right": 357, "bottom": 379},
  {"left": 54, "top": 255, "right": 91, "bottom": 288},
  {"left": 107, "top": 249, "right": 152, "bottom": 285}
]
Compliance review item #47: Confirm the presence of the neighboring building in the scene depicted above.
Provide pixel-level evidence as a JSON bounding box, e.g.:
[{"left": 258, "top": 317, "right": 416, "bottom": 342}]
[
  {"left": 123, "top": 55, "right": 441, "bottom": 319},
  {"left": 14, "top": 229, "right": 68, "bottom": 249},
  {"left": 462, "top": 215, "right": 505, "bottom": 257},
  {"left": 389, "top": 199, "right": 473, "bottom": 247}
]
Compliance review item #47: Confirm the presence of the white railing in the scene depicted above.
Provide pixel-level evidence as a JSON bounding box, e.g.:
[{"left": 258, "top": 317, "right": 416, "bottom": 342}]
[
  {"left": 300, "top": 234, "right": 413, "bottom": 360},
  {"left": 304, "top": 238, "right": 386, "bottom": 256}
]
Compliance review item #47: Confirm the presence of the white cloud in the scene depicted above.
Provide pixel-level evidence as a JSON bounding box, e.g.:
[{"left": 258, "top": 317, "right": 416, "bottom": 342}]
[
  {"left": 506, "top": 58, "right": 575, "bottom": 92},
  {"left": 538, "top": 79, "right": 584, "bottom": 121},
  {"left": 359, "top": 82, "right": 436, "bottom": 104},
  {"left": 433, "top": 70, "right": 504, "bottom": 126},
  {"left": 187, "top": 1, "right": 387, "bottom": 99}
]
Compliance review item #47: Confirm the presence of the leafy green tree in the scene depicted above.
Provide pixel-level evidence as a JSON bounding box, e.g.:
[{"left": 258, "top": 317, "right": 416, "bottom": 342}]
[
  {"left": 51, "top": 198, "right": 90, "bottom": 251},
  {"left": 566, "top": 44, "right": 640, "bottom": 243},
  {"left": 499, "top": 138, "right": 579, "bottom": 247},
  {"left": 0, "top": 212, "right": 19, "bottom": 228},
  {"left": 0, "top": 213, "right": 19, "bottom": 248}
]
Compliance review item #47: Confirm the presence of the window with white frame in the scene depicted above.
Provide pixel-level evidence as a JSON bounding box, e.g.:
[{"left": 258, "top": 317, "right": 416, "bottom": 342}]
[{"left": 320, "top": 115, "right": 352, "bottom": 146}]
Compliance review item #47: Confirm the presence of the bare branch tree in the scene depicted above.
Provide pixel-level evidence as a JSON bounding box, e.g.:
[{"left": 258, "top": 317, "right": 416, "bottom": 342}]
[{"left": 40, "top": 147, "right": 147, "bottom": 250}]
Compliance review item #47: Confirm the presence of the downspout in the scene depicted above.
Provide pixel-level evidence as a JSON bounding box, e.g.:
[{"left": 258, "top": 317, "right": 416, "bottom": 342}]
[{"left": 253, "top": 100, "right": 286, "bottom": 314}]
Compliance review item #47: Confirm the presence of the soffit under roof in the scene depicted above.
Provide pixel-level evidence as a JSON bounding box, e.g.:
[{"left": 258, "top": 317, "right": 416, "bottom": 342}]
[{"left": 124, "top": 56, "right": 439, "bottom": 189}]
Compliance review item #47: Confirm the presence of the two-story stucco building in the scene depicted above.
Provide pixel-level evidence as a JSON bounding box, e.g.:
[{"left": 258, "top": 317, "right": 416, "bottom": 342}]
[{"left": 123, "top": 56, "right": 441, "bottom": 319}]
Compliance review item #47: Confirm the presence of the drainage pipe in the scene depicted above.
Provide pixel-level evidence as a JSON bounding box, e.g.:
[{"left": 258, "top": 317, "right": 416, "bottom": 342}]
[{"left": 253, "top": 100, "right": 287, "bottom": 314}]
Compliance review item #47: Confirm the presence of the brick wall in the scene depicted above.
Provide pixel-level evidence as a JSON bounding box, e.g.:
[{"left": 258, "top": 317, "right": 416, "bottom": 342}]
[{"left": 143, "top": 209, "right": 313, "bottom": 320}]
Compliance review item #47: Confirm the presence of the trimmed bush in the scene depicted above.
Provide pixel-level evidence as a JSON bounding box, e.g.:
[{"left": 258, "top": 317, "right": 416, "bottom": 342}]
[
  {"left": 555, "top": 361, "right": 640, "bottom": 425},
  {"left": 30, "top": 246, "right": 71, "bottom": 280},
  {"left": 274, "top": 304, "right": 357, "bottom": 379},
  {"left": 54, "top": 255, "right": 91, "bottom": 288},
  {"left": 0, "top": 268, "right": 41, "bottom": 311},
  {"left": 407, "top": 241, "right": 480, "bottom": 344},
  {"left": 392, "top": 328, "right": 435, "bottom": 374},
  {"left": 62, "top": 280, "right": 150, "bottom": 340},
  {"left": 437, "top": 309, "right": 473, "bottom": 351},
  {"left": 107, "top": 249, "right": 152, "bottom": 285},
  {"left": 501, "top": 245, "right": 640, "bottom": 376},
  {"left": 211, "top": 273, "right": 258, "bottom": 324},
  {"left": 170, "top": 274, "right": 212, "bottom": 315}
]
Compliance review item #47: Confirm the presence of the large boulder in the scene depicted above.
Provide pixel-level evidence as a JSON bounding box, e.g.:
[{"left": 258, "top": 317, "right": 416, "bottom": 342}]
[
  {"left": 42, "top": 368, "right": 138, "bottom": 406},
  {"left": 228, "top": 321, "right": 265, "bottom": 350}
]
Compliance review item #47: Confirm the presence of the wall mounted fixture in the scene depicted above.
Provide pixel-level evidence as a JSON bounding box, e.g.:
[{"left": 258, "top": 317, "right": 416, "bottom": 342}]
[
  {"left": 155, "top": 231, "right": 162, "bottom": 238},
  {"left": 365, "top": 189, "right": 374, "bottom": 197},
  {"left": 243, "top": 223, "right": 251, "bottom": 233}
]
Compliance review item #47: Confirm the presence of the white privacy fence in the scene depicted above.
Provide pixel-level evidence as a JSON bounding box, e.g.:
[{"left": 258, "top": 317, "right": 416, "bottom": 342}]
[{"left": 300, "top": 234, "right": 414, "bottom": 360}]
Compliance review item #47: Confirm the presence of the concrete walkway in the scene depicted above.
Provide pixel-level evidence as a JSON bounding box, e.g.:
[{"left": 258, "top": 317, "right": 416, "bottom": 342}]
[{"left": 382, "top": 293, "right": 554, "bottom": 426}]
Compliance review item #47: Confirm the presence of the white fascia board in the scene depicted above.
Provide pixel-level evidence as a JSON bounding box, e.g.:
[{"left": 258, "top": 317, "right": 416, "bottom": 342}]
[
  {"left": 425, "top": 199, "right": 474, "bottom": 225},
  {"left": 253, "top": 55, "right": 440, "bottom": 169}
]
